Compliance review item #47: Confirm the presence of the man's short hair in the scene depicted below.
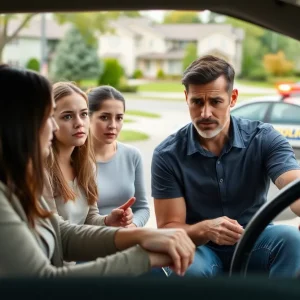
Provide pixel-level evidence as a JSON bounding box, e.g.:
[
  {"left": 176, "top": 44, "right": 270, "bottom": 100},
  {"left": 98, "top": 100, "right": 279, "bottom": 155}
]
[{"left": 182, "top": 55, "right": 235, "bottom": 92}]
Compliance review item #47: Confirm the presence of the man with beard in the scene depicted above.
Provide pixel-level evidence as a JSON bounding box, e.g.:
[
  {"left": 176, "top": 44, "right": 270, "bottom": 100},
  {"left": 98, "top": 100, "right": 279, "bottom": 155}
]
[{"left": 151, "top": 55, "right": 300, "bottom": 278}]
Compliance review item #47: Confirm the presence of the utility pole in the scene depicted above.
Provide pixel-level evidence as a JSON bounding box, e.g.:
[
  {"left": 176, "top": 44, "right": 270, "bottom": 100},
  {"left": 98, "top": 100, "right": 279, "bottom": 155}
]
[{"left": 40, "top": 13, "right": 48, "bottom": 76}]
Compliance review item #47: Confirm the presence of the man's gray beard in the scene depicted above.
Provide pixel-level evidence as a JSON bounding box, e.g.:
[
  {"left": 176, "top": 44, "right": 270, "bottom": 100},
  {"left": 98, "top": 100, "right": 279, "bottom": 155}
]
[{"left": 194, "top": 117, "right": 230, "bottom": 139}]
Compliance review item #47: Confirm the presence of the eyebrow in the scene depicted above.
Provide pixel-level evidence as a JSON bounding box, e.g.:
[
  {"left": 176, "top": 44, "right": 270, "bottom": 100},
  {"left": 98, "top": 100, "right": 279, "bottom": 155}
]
[
  {"left": 190, "top": 96, "right": 224, "bottom": 101},
  {"left": 209, "top": 96, "right": 224, "bottom": 101},
  {"left": 60, "top": 108, "right": 88, "bottom": 114},
  {"left": 100, "top": 112, "right": 124, "bottom": 115}
]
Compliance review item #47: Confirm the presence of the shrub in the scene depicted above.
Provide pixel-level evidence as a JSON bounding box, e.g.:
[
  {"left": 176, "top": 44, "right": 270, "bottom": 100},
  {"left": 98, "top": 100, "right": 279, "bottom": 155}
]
[
  {"left": 98, "top": 58, "right": 124, "bottom": 88},
  {"left": 26, "top": 58, "right": 40, "bottom": 72},
  {"left": 118, "top": 84, "right": 138, "bottom": 93},
  {"left": 132, "top": 69, "right": 143, "bottom": 79},
  {"left": 247, "top": 68, "right": 268, "bottom": 81},
  {"left": 156, "top": 69, "right": 165, "bottom": 80}
]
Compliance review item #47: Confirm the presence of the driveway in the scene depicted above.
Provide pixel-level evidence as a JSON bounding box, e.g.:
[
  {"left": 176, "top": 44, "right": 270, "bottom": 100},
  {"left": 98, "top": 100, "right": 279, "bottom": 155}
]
[{"left": 124, "top": 98, "right": 300, "bottom": 228}]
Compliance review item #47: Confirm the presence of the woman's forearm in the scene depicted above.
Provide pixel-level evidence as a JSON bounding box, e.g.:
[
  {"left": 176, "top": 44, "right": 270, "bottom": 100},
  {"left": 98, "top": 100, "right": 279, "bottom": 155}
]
[{"left": 114, "top": 227, "right": 151, "bottom": 250}]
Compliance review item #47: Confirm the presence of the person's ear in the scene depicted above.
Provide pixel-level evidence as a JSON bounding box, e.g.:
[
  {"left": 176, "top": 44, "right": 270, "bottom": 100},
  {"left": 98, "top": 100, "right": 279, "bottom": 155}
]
[
  {"left": 184, "top": 90, "right": 188, "bottom": 104},
  {"left": 230, "top": 89, "right": 238, "bottom": 108}
]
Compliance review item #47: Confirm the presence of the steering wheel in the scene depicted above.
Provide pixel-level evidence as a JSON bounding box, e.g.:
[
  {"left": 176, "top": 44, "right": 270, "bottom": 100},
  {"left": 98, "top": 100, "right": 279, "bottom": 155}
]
[{"left": 229, "top": 178, "right": 300, "bottom": 277}]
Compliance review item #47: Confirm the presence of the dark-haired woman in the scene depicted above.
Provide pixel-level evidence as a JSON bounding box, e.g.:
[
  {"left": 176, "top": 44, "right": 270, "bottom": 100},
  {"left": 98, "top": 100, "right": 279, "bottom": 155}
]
[{"left": 88, "top": 86, "right": 149, "bottom": 228}]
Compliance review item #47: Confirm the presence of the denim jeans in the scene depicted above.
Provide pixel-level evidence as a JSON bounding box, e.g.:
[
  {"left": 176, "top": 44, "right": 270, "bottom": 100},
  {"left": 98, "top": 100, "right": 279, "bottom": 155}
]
[{"left": 168, "top": 224, "right": 300, "bottom": 278}]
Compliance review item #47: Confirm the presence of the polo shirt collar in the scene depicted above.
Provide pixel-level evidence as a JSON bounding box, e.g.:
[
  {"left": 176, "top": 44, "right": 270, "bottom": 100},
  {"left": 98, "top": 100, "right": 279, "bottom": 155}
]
[
  {"left": 230, "top": 116, "right": 246, "bottom": 149},
  {"left": 186, "top": 116, "right": 245, "bottom": 156}
]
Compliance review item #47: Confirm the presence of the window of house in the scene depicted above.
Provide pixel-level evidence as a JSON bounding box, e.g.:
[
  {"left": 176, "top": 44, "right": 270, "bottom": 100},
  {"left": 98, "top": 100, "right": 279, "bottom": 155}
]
[{"left": 107, "top": 36, "right": 121, "bottom": 47}]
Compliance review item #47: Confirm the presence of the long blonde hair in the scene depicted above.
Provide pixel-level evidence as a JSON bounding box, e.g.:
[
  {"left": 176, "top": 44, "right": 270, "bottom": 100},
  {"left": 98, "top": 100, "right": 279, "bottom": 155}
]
[{"left": 46, "top": 82, "right": 98, "bottom": 205}]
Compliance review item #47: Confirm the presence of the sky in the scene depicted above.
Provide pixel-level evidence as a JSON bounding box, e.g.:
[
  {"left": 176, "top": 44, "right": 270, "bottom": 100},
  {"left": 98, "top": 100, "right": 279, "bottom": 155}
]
[{"left": 141, "top": 10, "right": 211, "bottom": 23}]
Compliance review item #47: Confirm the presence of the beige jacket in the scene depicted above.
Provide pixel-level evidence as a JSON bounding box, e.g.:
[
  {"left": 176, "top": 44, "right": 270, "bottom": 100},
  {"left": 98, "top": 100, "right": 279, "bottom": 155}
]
[
  {"left": 0, "top": 181, "right": 150, "bottom": 277},
  {"left": 43, "top": 171, "right": 106, "bottom": 226}
]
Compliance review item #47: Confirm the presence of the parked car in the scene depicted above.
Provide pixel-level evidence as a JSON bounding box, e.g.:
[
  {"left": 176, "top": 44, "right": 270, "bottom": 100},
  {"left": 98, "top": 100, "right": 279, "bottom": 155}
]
[{"left": 231, "top": 93, "right": 300, "bottom": 157}]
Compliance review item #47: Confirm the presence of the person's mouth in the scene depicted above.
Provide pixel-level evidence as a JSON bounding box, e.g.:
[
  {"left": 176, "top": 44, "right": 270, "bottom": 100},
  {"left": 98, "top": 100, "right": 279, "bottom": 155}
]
[
  {"left": 197, "top": 121, "right": 218, "bottom": 126},
  {"left": 104, "top": 133, "right": 116, "bottom": 138},
  {"left": 73, "top": 132, "right": 85, "bottom": 138}
]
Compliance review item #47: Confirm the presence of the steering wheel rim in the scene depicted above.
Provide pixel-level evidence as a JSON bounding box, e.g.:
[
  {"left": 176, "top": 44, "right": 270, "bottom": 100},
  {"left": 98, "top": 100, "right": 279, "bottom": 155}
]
[{"left": 229, "top": 178, "right": 300, "bottom": 277}]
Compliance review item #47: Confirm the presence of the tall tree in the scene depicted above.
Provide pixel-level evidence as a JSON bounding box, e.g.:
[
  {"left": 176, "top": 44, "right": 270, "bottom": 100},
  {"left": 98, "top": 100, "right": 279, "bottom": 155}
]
[
  {"left": 206, "top": 11, "right": 224, "bottom": 24},
  {"left": 51, "top": 27, "right": 101, "bottom": 84},
  {"left": 163, "top": 11, "right": 202, "bottom": 24},
  {"left": 225, "top": 16, "right": 268, "bottom": 78},
  {"left": 183, "top": 43, "right": 198, "bottom": 71},
  {"left": 0, "top": 14, "right": 37, "bottom": 63}
]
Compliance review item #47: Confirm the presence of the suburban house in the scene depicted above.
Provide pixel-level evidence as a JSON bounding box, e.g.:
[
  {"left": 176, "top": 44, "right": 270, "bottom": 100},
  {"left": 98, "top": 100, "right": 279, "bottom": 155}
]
[
  {"left": 98, "top": 17, "right": 244, "bottom": 77},
  {"left": 2, "top": 16, "right": 244, "bottom": 78},
  {"left": 2, "top": 16, "right": 66, "bottom": 68}
]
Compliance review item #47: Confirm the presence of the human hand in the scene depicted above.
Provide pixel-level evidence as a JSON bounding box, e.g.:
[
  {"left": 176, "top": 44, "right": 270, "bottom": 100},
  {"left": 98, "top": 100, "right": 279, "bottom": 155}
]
[
  {"left": 139, "top": 228, "right": 195, "bottom": 276},
  {"left": 125, "top": 223, "right": 137, "bottom": 228},
  {"left": 105, "top": 197, "right": 135, "bottom": 227},
  {"left": 205, "top": 216, "right": 244, "bottom": 246}
]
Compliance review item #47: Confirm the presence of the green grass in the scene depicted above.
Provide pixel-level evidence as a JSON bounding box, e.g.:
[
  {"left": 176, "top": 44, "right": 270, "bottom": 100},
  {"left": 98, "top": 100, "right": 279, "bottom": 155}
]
[
  {"left": 138, "top": 81, "right": 184, "bottom": 92},
  {"left": 126, "top": 110, "right": 161, "bottom": 118},
  {"left": 123, "top": 93, "right": 182, "bottom": 101},
  {"left": 124, "top": 118, "right": 135, "bottom": 123},
  {"left": 138, "top": 79, "right": 276, "bottom": 92},
  {"left": 118, "top": 130, "right": 149, "bottom": 142},
  {"left": 235, "top": 79, "right": 273, "bottom": 88}
]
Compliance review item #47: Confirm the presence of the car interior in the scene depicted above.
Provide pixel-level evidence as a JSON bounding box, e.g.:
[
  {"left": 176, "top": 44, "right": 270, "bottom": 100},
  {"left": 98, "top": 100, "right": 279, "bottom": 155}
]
[{"left": 1, "top": 0, "right": 300, "bottom": 299}]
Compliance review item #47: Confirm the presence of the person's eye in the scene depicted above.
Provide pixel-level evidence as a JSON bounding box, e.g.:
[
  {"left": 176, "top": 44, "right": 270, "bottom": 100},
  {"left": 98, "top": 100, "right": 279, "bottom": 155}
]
[
  {"left": 118, "top": 116, "right": 123, "bottom": 121},
  {"left": 212, "top": 100, "right": 221, "bottom": 105},
  {"left": 100, "top": 116, "right": 108, "bottom": 121},
  {"left": 82, "top": 112, "right": 88, "bottom": 117},
  {"left": 193, "top": 99, "right": 202, "bottom": 105},
  {"left": 63, "top": 115, "right": 72, "bottom": 120}
]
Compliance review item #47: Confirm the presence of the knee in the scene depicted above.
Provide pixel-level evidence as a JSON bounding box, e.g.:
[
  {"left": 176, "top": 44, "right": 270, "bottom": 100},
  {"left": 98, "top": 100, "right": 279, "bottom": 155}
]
[
  {"left": 270, "top": 225, "right": 300, "bottom": 248},
  {"left": 184, "top": 259, "right": 221, "bottom": 278}
]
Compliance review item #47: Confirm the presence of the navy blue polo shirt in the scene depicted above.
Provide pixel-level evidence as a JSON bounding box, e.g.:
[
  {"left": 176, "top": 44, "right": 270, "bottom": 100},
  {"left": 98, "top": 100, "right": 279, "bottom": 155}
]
[{"left": 151, "top": 116, "right": 300, "bottom": 227}]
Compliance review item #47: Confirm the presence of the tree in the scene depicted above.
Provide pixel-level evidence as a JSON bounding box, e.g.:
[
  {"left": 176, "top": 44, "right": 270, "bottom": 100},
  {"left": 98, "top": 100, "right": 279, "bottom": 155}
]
[
  {"left": 120, "top": 11, "right": 141, "bottom": 18},
  {"left": 263, "top": 51, "right": 294, "bottom": 76},
  {"left": 51, "top": 27, "right": 101, "bottom": 84},
  {"left": 183, "top": 43, "right": 198, "bottom": 71},
  {"left": 0, "top": 14, "right": 37, "bottom": 63},
  {"left": 0, "top": 12, "right": 121, "bottom": 64},
  {"left": 98, "top": 58, "right": 124, "bottom": 88},
  {"left": 206, "top": 11, "right": 225, "bottom": 24},
  {"left": 240, "top": 36, "right": 267, "bottom": 79},
  {"left": 224, "top": 16, "right": 268, "bottom": 79},
  {"left": 163, "top": 11, "right": 202, "bottom": 24}
]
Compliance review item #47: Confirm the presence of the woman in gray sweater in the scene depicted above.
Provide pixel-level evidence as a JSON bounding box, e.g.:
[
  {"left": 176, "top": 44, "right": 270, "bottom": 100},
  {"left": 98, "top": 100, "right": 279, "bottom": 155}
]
[
  {"left": 88, "top": 86, "right": 150, "bottom": 227},
  {"left": 0, "top": 65, "right": 195, "bottom": 277}
]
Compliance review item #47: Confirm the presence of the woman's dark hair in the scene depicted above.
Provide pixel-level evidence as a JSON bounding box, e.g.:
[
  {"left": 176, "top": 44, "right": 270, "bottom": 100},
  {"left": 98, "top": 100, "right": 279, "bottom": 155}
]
[
  {"left": 0, "top": 65, "right": 52, "bottom": 225},
  {"left": 182, "top": 55, "right": 235, "bottom": 93},
  {"left": 87, "top": 85, "right": 125, "bottom": 114}
]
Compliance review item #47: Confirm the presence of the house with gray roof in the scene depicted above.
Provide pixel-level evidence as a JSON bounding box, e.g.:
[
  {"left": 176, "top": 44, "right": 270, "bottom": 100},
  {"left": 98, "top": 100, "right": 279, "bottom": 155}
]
[
  {"left": 2, "top": 15, "right": 68, "bottom": 68},
  {"left": 3, "top": 15, "right": 244, "bottom": 78},
  {"left": 98, "top": 17, "right": 244, "bottom": 77}
]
